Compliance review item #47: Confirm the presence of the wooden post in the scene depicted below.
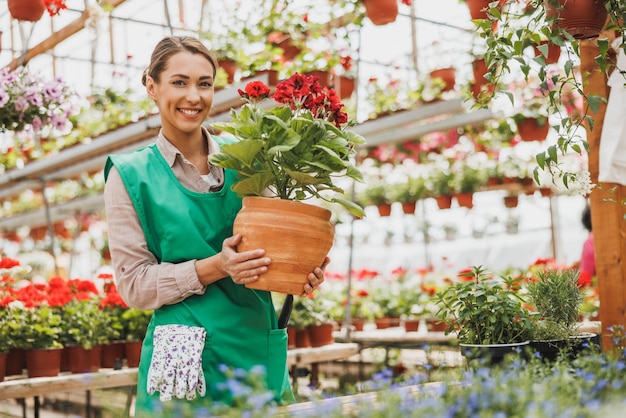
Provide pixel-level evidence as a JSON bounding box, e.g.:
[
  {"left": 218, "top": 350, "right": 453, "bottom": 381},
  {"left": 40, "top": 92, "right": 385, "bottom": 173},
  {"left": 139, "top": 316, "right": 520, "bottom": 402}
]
[{"left": 580, "top": 39, "right": 626, "bottom": 351}]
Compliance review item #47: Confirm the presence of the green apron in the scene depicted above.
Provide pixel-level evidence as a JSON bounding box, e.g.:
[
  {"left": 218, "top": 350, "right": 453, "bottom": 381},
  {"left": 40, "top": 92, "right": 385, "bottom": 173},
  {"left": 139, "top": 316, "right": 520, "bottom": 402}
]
[{"left": 104, "top": 139, "right": 294, "bottom": 415}]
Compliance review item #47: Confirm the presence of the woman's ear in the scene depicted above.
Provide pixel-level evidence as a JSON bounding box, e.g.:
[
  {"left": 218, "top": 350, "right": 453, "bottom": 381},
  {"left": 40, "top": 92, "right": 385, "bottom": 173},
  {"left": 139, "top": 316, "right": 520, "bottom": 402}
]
[{"left": 146, "top": 76, "right": 157, "bottom": 99}]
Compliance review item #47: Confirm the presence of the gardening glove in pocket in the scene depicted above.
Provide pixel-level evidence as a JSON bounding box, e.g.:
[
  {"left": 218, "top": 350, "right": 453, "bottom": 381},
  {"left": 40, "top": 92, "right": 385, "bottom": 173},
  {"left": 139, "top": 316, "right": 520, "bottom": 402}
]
[{"left": 147, "top": 324, "right": 206, "bottom": 401}]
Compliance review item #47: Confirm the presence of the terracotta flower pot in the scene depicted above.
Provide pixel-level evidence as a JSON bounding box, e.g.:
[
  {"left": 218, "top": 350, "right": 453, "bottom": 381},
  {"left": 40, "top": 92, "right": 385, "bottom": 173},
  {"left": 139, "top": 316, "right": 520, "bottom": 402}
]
[
  {"left": 101, "top": 341, "right": 126, "bottom": 369},
  {"left": 304, "top": 70, "right": 331, "bottom": 88},
  {"left": 268, "top": 32, "right": 302, "bottom": 60},
  {"left": 25, "top": 347, "right": 62, "bottom": 378},
  {"left": 65, "top": 346, "right": 99, "bottom": 374},
  {"left": 455, "top": 193, "right": 474, "bottom": 209},
  {"left": 236, "top": 197, "right": 334, "bottom": 295},
  {"left": 465, "top": 0, "right": 495, "bottom": 20},
  {"left": 435, "top": 195, "right": 453, "bottom": 210},
  {"left": 544, "top": 0, "right": 608, "bottom": 40},
  {"left": 308, "top": 324, "right": 334, "bottom": 347},
  {"left": 0, "top": 352, "right": 7, "bottom": 383},
  {"left": 336, "top": 75, "right": 356, "bottom": 99},
  {"left": 430, "top": 67, "right": 456, "bottom": 92},
  {"left": 287, "top": 327, "right": 297, "bottom": 349},
  {"left": 471, "top": 58, "right": 488, "bottom": 86},
  {"left": 362, "top": 0, "right": 399, "bottom": 26},
  {"left": 533, "top": 41, "right": 562, "bottom": 65},
  {"left": 516, "top": 117, "right": 550, "bottom": 142},
  {"left": 8, "top": 0, "right": 45, "bottom": 22},
  {"left": 503, "top": 195, "right": 519, "bottom": 208},
  {"left": 218, "top": 59, "right": 239, "bottom": 84},
  {"left": 377, "top": 203, "right": 392, "bottom": 217},
  {"left": 401, "top": 201, "right": 417, "bottom": 215},
  {"left": 5, "top": 349, "right": 26, "bottom": 376},
  {"left": 404, "top": 319, "right": 420, "bottom": 332},
  {"left": 124, "top": 341, "right": 143, "bottom": 368},
  {"left": 295, "top": 328, "right": 311, "bottom": 348}
]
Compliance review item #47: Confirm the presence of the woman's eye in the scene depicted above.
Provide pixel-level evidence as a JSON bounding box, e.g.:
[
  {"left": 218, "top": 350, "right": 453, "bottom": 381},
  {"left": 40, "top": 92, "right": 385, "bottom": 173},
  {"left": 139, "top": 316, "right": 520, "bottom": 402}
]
[
  {"left": 200, "top": 81, "right": 213, "bottom": 88},
  {"left": 172, "top": 80, "right": 185, "bottom": 86}
]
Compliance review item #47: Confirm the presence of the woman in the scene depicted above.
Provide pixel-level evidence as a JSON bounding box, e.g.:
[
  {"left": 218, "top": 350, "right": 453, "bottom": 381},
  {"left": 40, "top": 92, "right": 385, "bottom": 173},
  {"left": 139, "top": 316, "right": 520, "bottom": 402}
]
[
  {"left": 578, "top": 203, "right": 595, "bottom": 287},
  {"left": 103, "top": 36, "right": 327, "bottom": 414}
]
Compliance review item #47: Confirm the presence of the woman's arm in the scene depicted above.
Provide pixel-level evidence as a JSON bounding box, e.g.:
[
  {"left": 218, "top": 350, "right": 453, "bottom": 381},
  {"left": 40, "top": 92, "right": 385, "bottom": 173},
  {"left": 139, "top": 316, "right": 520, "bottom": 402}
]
[{"left": 104, "top": 167, "right": 272, "bottom": 309}]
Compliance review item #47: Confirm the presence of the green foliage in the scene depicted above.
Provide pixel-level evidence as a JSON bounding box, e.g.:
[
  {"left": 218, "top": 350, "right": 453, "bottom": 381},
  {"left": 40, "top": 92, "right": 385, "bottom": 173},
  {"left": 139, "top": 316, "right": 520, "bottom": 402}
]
[
  {"left": 451, "top": 164, "right": 488, "bottom": 194},
  {"left": 0, "top": 309, "right": 16, "bottom": 352},
  {"left": 425, "top": 166, "right": 454, "bottom": 197},
  {"left": 435, "top": 265, "right": 532, "bottom": 345},
  {"left": 59, "top": 299, "right": 116, "bottom": 349},
  {"left": 475, "top": 0, "right": 622, "bottom": 189},
  {"left": 209, "top": 78, "right": 366, "bottom": 217},
  {"left": 121, "top": 308, "right": 153, "bottom": 342},
  {"left": 287, "top": 296, "right": 318, "bottom": 330},
  {"left": 361, "top": 183, "right": 391, "bottom": 206},
  {"left": 526, "top": 268, "right": 584, "bottom": 340},
  {"left": 15, "top": 306, "right": 63, "bottom": 349},
  {"left": 389, "top": 176, "right": 426, "bottom": 203},
  {"left": 141, "top": 346, "right": 626, "bottom": 417}
]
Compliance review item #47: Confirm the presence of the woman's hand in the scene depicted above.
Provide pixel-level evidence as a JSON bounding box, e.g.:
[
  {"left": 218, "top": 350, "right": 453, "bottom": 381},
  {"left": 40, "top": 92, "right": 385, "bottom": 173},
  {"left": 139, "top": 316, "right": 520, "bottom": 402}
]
[
  {"left": 220, "top": 234, "right": 271, "bottom": 285},
  {"left": 301, "top": 257, "right": 330, "bottom": 296}
]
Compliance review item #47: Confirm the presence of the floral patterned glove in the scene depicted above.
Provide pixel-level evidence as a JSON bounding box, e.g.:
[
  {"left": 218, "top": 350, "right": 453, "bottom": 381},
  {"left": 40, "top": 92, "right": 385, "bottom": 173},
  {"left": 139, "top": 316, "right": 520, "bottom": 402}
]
[{"left": 147, "top": 324, "right": 206, "bottom": 401}]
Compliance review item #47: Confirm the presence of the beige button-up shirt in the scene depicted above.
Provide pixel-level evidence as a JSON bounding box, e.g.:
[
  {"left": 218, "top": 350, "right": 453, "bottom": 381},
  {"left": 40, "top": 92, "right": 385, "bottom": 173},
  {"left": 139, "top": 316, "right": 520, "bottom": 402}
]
[{"left": 103, "top": 127, "right": 224, "bottom": 310}]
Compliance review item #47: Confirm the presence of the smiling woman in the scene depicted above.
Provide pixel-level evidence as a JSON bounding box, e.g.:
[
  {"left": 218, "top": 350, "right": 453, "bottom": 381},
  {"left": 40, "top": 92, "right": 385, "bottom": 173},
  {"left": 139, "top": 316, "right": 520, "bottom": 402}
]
[{"left": 103, "top": 35, "right": 329, "bottom": 415}]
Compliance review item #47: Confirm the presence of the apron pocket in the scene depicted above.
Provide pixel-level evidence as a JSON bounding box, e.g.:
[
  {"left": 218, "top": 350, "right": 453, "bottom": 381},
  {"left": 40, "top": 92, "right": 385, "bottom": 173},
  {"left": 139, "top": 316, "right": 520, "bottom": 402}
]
[
  {"left": 147, "top": 324, "right": 207, "bottom": 401},
  {"left": 267, "top": 328, "right": 290, "bottom": 397}
]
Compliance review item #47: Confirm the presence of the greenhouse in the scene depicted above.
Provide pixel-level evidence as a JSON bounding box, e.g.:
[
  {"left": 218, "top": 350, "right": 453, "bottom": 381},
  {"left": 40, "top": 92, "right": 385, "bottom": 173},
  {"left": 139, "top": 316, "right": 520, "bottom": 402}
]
[{"left": 0, "top": 0, "right": 625, "bottom": 417}]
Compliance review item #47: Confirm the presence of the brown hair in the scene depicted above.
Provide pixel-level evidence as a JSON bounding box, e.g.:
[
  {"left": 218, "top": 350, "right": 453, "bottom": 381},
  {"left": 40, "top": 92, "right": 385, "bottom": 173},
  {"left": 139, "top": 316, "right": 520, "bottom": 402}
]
[{"left": 141, "top": 36, "right": 217, "bottom": 86}]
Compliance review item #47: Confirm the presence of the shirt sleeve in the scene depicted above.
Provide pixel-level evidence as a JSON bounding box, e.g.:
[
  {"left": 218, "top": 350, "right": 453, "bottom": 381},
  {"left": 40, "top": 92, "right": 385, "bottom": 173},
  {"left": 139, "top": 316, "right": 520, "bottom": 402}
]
[{"left": 103, "top": 166, "right": 206, "bottom": 310}]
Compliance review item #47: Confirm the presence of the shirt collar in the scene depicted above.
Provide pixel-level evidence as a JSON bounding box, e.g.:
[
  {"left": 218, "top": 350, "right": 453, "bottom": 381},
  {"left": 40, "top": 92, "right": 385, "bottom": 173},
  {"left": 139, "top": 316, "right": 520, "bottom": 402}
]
[{"left": 156, "top": 126, "right": 219, "bottom": 168}]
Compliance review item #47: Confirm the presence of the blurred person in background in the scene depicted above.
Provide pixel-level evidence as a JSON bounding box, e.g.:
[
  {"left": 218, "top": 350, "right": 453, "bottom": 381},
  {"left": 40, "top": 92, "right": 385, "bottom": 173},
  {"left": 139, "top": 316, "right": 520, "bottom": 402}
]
[{"left": 578, "top": 202, "right": 595, "bottom": 287}]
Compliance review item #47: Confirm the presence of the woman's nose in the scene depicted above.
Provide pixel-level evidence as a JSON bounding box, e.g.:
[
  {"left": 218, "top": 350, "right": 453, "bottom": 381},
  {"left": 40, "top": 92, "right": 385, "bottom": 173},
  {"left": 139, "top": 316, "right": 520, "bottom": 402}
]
[{"left": 186, "top": 86, "right": 200, "bottom": 101}]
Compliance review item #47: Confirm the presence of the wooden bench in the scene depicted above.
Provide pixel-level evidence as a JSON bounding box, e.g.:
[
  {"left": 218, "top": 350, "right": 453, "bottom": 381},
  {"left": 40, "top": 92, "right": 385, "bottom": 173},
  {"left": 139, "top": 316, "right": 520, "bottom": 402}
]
[{"left": 0, "top": 342, "right": 360, "bottom": 418}]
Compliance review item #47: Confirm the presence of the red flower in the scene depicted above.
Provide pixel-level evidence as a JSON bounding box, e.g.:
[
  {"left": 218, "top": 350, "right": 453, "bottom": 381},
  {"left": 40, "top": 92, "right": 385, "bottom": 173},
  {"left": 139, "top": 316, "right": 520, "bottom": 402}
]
[
  {"left": 0, "top": 257, "right": 20, "bottom": 269},
  {"left": 97, "top": 273, "right": 114, "bottom": 280},
  {"left": 340, "top": 55, "right": 353, "bottom": 72},
  {"left": 239, "top": 81, "right": 271, "bottom": 102},
  {"left": 43, "top": 0, "right": 68, "bottom": 17}
]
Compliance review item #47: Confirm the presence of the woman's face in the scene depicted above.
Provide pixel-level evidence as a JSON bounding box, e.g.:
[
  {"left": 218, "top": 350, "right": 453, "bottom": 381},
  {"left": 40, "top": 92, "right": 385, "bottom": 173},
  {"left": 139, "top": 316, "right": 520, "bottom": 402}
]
[{"left": 146, "top": 50, "right": 215, "bottom": 139}]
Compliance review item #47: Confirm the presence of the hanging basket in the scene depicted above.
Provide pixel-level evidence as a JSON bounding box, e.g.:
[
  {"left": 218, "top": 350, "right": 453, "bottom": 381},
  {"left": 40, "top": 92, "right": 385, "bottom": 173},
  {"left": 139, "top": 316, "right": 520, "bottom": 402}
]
[
  {"left": 235, "top": 197, "right": 334, "bottom": 295},
  {"left": 515, "top": 117, "right": 550, "bottom": 142},
  {"left": 8, "top": 0, "right": 46, "bottom": 22},
  {"left": 471, "top": 58, "right": 488, "bottom": 86},
  {"left": 533, "top": 41, "right": 562, "bottom": 65},
  {"left": 362, "top": 0, "right": 399, "bottom": 26},
  {"left": 544, "top": 0, "right": 608, "bottom": 40},
  {"left": 465, "top": 0, "right": 496, "bottom": 20}
]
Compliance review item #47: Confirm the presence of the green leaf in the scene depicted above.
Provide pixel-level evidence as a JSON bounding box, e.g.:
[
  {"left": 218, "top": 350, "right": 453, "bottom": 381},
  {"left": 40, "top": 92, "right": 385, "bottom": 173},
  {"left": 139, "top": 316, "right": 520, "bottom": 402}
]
[
  {"left": 215, "top": 140, "right": 264, "bottom": 168},
  {"left": 231, "top": 172, "right": 275, "bottom": 197}
]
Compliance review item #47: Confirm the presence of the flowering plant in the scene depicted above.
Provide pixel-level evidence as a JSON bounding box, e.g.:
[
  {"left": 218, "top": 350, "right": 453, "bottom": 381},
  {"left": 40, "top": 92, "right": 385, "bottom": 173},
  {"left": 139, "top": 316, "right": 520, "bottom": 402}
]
[
  {"left": 44, "top": 0, "right": 68, "bottom": 16},
  {"left": 0, "top": 66, "right": 79, "bottom": 134},
  {"left": 209, "top": 73, "right": 365, "bottom": 216}
]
